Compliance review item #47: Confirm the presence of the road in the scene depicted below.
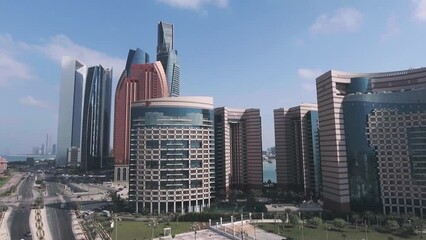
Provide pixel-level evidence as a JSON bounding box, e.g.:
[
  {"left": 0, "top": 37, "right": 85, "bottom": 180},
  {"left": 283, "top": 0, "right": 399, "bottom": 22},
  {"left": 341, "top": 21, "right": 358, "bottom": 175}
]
[
  {"left": 9, "top": 175, "right": 33, "bottom": 240},
  {"left": 45, "top": 180, "right": 75, "bottom": 240}
]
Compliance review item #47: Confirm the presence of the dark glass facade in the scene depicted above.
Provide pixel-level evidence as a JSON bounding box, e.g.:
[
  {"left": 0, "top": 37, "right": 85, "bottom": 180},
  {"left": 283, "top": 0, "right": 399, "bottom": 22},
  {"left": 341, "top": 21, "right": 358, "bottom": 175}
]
[
  {"left": 81, "top": 65, "right": 112, "bottom": 171},
  {"left": 157, "top": 22, "right": 180, "bottom": 97},
  {"left": 343, "top": 86, "right": 426, "bottom": 214}
]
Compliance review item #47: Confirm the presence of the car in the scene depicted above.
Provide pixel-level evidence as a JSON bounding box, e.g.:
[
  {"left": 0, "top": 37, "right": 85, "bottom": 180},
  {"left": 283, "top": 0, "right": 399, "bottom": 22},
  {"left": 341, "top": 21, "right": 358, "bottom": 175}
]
[{"left": 24, "top": 231, "right": 32, "bottom": 237}]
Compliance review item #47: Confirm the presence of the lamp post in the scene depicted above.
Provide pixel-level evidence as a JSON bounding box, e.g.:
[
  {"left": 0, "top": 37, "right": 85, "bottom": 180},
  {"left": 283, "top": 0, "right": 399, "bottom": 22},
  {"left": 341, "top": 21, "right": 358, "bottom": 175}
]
[
  {"left": 364, "top": 223, "right": 368, "bottom": 240},
  {"left": 113, "top": 214, "right": 121, "bottom": 240},
  {"left": 298, "top": 212, "right": 305, "bottom": 240},
  {"left": 190, "top": 222, "right": 200, "bottom": 240},
  {"left": 148, "top": 218, "right": 158, "bottom": 240}
]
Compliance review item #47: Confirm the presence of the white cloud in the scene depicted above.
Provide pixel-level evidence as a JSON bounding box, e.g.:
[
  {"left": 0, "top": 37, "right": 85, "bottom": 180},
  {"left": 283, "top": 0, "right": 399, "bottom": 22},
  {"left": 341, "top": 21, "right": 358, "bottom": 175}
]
[
  {"left": 297, "top": 68, "right": 323, "bottom": 80},
  {"left": 0, "top": 35, "right": 34, "bottom": 86},
  {"left": 157, "top": 0, "right": 228, "bottom": 10},
  {"left": 412, "top": 0, "right": 426, "bottom": 22},
  {"left": 381, "top": 15, "right": 401, "bottom": 41},
  {"left": 19, "top": 95, "right": 51, "bottom": 109},
  {"left": 310, "top": 8, "right": 363, "bottom": 34},
  {"left": 298, "top": 68, "right": 322, "bottom": 93},
  {"left": 32, "top": 35, "right": 125, "bottom": 80}
]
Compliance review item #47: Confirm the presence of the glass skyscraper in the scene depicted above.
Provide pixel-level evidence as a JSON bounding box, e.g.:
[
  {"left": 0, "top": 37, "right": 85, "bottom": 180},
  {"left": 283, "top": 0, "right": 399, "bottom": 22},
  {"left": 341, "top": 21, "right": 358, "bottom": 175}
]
[
  {"left": 56, "top": 57, "right": 86, "bottom": 167},
  {"left": 157, "top": 21, "right": 180, "bottom": 97},
  {"left": 81, "top": 65, "right": 112, "bottom": 171}
]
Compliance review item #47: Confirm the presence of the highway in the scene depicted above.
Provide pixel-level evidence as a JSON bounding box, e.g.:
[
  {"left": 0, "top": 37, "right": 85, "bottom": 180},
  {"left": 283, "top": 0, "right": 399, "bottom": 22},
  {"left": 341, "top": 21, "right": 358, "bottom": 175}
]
[
  {"left": 45, "top": 180, "right": 75, "bottom": 240},
  {"left": 9, "top": 175, "right": 33, "bottom": 240}
]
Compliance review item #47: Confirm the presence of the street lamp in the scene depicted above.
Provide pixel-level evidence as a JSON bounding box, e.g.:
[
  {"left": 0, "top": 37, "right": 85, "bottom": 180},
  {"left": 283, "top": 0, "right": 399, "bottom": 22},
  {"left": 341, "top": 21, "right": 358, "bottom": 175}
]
[
  {"left": 113, "top": 214, "right": 121, "bottom": 240},
  {"left": 148, "top": 218, "right": 158, "bottom": 240},
  {"left": 190, "top": 222, "right": 200, "bottom": 240}
]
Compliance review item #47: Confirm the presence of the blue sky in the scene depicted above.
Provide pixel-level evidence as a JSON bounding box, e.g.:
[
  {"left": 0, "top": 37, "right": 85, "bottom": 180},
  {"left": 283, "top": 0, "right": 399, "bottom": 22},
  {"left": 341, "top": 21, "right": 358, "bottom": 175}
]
[{"left": 1, "top": 0, "right": 426, "bottom": 154}]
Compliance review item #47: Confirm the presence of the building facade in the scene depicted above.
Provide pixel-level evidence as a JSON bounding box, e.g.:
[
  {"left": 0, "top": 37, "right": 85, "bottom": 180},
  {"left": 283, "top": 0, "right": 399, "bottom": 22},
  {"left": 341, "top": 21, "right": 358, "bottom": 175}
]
[
  {"left": 316, "top": 68, "right": 426, "bottom": 214},
  {"left": 214, "top": 107, "right": 263, "bottom": 199},
  {"left": 157, "top": 21, "right": 180, "bottom": 97},
  {"left": 81, "top": 65, "right": 112, "bottom": 171},
  {"left": 114, "top": 59, "right": 169, "bottom": 182},
  {"left": 274, "top": 104, "right": 321, "bottom": 197},
  {"left": 56, "top": 57, "right": 86, "bottom": 167},
  {"left": 129, "top": 97, "right": 215, "bottom": 214}
]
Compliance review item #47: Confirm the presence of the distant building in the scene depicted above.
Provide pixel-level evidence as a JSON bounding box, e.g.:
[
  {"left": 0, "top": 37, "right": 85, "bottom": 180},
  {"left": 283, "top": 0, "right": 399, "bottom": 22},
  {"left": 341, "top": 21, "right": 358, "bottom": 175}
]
[
  {"left": 51, "top": 144, "right": 56, "bottom": 155},
  {"left": 0, "top": 157, "right": 7, "bottom": 175},
  {"left": 157, "top": 21, "right": 180, "bottom": 97},
  {"left": 316, "top": 68, "right": 426, "bottom": 215},
  {"left": 67, "top": 147, "right": 81, "bottom": 167},
  {"left": 274, "top": 104, "right": 321, "bottom": 197},
  {"left": 81, "top": 65, "right": 112, "bottom": 171},
  {"left": 129, "top": 97, "right": 215, "bottom": 214},
  {"left": 214, "top": 107, "right": 263, "bottom": 198},
  {"left": 114, "top": 49, "right": 169, "bottom": 182},
  {"left": 26, "top": 157, "right": 35, "bottom": 167},
  {"left": 56, "top": 57, "right": 87, "bottom": 167}
]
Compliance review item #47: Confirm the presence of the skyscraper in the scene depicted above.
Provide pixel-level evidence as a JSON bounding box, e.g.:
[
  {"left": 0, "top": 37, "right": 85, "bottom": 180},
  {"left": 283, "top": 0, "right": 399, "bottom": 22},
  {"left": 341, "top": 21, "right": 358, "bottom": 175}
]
[
  {"left": 56, "top": 57, "right": 86, "bottom": 167},
  {"left": 129, "top": 97, "right": 215, "bottom": 214},
  {"left": 316, "top": 68, "right": 426, "bottom": 214},
  {"left": 274, "top": 104, "right": 321, "bottom": 197},
  {"left": 114, "top": 54, "right": 169, "bottom": 181},
  {"left": 81, "top": 65, "right": 112, "bottom": 171},
  {"left": 157, "top": 21, "right": 180, "bottom": 97},
  {"left": 214, "top": 107, "right": 263, "bottom": 199}
]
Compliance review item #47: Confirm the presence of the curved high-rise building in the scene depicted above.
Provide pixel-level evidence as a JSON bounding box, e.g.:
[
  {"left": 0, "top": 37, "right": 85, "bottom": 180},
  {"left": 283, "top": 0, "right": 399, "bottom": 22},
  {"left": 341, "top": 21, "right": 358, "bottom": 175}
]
[
  {"left": 157, "top": 21, "right": 180, "bottom": 97},
  {"left": 56, "top": 57, "right": 87, "bottom": 167},
  {"left": 316, "top": 67, "right": 426, "bottom": 215},
  {"left": 81, "top": 65, "right": 112, "bottom": 171},
  {"left": 129, "top": 97, "right": 215, "bottom": 214},
  {"left": 114, "top": 61, "right": 169, "bottom": 181}
]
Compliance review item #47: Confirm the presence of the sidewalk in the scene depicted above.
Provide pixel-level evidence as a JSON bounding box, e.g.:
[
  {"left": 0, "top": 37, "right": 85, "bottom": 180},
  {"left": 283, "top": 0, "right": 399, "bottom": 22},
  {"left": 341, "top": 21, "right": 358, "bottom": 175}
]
[
  {"left": 71, "top": 211, "right": 87, "bottom": 240},
  {"left": 0, "top": 206, "right": 11, "bottom": 240},
  {"left": 0, "top": 172, "right": 24, "bottom": 193}
]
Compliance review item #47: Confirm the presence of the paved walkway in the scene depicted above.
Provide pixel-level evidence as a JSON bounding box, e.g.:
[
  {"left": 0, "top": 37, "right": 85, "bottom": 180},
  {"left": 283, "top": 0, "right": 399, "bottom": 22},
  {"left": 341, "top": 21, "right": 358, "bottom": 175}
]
[
  {"left": 0, "top": 206, "right": 11, "bottom": 240},
  {"left": 72, "top": 210, "right": 87, "bottom": 240}
]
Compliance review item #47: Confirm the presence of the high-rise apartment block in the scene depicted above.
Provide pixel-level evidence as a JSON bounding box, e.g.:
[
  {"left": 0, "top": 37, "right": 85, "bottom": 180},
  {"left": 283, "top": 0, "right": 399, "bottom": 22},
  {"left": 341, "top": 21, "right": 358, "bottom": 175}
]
[
  {"left": 214, "top": 107, "right": 263, "bottom": 198},
  {"left": 56, "top": 57, "right": 87, "bottom": 167},
  {"left": 81, "top": 65, "right": 112, "bottom": 171},
  {"left": 157, "top": 21, "right": 180, "bottom": 97},
  {"left": 129, "top": 97, "right": 215, "bottom": 214},
  {"left": 274, "top": 104, "right": 321, "bottom": 197},
  {"left": 316, "top": 68, "right": 426, "bottom": 215},
  {"left": 114, "top": 48, "right": 169, "bottom": 182}
]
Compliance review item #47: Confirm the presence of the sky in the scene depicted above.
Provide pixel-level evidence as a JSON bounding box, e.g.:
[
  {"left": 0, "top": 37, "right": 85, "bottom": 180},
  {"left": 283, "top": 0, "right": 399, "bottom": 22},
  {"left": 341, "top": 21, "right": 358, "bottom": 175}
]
[{"left": 1, "top": 0, "right": 426, "bottom": 154}]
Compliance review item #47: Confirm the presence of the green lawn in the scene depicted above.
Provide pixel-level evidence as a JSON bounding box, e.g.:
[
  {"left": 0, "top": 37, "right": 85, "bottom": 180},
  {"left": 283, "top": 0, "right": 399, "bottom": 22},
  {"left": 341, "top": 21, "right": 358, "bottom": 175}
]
[
  {"left": 111, "top": 221, "right": 195, "bottom": 240},
  {"left": 257, "top": 223, "right": 419, "bottom": 240},
  {"left": 0, "top": 175, "right": 11, "bottom": 188}
]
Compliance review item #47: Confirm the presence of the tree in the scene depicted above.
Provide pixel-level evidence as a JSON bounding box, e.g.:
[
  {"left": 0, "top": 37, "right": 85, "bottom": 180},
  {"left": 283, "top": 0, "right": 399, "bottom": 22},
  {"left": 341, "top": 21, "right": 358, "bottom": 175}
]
[
  {"left": 308, "top": 217, "right": 323, "bottom": 228},
  {"left": 332, "top": 218, "right": 346, "bottom": 230},
  {"left": 411, "top": 217, "right": 425, "bottom": 239},
  {"left": 352, "top": 213, "right": 360, "bottom": 230},
  {"left": 363, "top": 211, "right": 375, "bottom": 226},
  {"left": 289, "top": 214, "right": 300, "bottom": 226},
  {"left": 385, "top": 220, "right": 399, "bottom": 233}
]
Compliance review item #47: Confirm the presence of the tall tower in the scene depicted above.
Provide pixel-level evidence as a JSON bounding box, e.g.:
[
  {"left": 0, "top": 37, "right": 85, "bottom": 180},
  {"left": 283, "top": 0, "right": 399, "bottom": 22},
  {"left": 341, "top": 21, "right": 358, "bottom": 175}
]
[
  {"left": 157, "top": 21, "right": 180, "bottom": 97},
  {"left": 114, "top": 49, "right": 169, "bottom": 182},
  {"left": 56, "top": 57, "right": 87, "bottom": 167},
  {"left": 214, "top": 107, "right": 263, "bottom": 199},
  {"left": 81, "top": 65, "right": 112, "bottom": 171},
  {"left": 274, "top": 104, "right": 321, "bottom": 197}
]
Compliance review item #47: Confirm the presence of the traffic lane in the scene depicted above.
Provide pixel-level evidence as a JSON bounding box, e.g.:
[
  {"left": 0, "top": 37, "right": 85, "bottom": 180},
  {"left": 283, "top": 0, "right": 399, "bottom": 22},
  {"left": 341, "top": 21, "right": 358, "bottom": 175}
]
[
  {"left": 45, "top": 181, "right": 75, "bottom": 240},
  {"left": 9, "top": 177, "right": 33, "bottom": 240}
]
